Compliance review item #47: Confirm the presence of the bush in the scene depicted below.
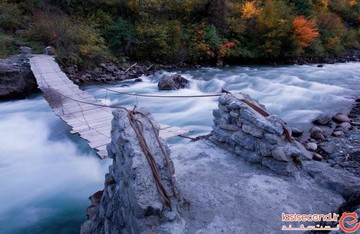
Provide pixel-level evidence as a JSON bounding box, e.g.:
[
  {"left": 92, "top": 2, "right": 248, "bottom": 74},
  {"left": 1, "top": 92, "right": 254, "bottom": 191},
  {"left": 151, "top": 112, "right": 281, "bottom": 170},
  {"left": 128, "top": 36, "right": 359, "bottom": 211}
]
[
  {"left": 105, "top": 18, "right": 137, "bottom": 57},
  {"left": 134, "top": 20, "right": 185, "bottom": 63},
  {"left": 0, "top": 33, "right": 18, "bottom": 58},
  {"left": 317, "top": 12, "right": 347, "bottom": 55},
  {"left": 0, "top": 1, "right": 22, "bottom": 32},
  {"left": 27, "top": 12, "right": 108, "bottom": 65}
]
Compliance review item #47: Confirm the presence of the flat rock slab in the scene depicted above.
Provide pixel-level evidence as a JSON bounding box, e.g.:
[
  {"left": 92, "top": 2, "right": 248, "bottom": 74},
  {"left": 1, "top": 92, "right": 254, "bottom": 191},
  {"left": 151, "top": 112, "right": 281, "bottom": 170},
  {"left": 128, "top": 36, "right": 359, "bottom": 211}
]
[{"left": 171, "top": 140, "right": 344, "bottom": 233}]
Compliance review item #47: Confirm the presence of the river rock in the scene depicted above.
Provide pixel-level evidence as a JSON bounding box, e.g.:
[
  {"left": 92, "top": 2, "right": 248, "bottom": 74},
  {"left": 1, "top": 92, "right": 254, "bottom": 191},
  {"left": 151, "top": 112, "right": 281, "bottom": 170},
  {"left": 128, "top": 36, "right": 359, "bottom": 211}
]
[
  {"left": 306, "top": 142, "right": 318, "bottom": 151},
  {"left": 313, "top": 153, "right": 323, "bottom": 161},
  {"left": 333, "top": 113, "right": 350, "bottom": 123},
  {"left": 242, "top": 124, "right": 263, "bottom": 138},
  {"left": 332, "top": 130, "right": 345, "bottom": 137},
  {"left": 291, "top": 128, "right": 303, "bottom": 137},
  {"left": 0, "top": 55, "right": 37, "bottom": 100},
  {"left": 44, "top": 46, "right": 55, "bottom": 55},
  {"left": 271, "top": 147, "right": 289, "bottom": 162},
  {"left": 310, "top": 127, "right": 325, "bottom": 141},
  {"left": 158, "top": 74, "right": 189, "bottom": 90},
  {"left": 313, "top": 114, "right": 332, "bottom": 125},
  {"left": 134, "top": 78, "right": 142, "bottom": 82},
  {"left": 20, "top": 46, "right": 32, "bottom": 55},
  {"left": 338, "top": 122, "right": 352, "bottom": 132}
]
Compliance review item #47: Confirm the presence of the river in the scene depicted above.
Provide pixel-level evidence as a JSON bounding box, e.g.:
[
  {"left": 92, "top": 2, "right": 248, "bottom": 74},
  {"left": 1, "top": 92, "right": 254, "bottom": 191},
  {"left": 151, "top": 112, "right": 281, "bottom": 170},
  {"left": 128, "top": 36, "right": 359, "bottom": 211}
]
[{"left": 0, "top": 62, "right": 359, "bottom": 233}]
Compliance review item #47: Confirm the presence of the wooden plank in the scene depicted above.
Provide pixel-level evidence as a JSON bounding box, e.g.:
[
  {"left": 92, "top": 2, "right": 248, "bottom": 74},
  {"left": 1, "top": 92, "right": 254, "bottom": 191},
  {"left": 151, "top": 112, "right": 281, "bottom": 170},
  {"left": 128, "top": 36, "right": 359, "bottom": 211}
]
[
  {"left": 72, "top": 122, "right": 112, "bottom": 133},
  {"left": 64, "top": 115, "right": 113, "bottom": 126}
]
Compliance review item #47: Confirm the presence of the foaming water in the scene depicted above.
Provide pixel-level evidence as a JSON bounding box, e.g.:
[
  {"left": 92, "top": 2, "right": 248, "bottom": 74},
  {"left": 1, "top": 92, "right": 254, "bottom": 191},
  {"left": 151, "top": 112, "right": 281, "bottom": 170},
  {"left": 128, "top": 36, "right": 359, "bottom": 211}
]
[
  {"left": 0, "top": 96, "right": 110, "bottom": 234},
  {"left": 86, "top": 63, "right": 360, "bottom": 138}
]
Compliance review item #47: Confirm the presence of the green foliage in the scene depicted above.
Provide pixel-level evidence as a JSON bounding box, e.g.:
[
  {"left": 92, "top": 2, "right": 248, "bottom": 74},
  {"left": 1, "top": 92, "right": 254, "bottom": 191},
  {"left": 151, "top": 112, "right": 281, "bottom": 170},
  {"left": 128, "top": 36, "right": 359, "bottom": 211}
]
[
  {"left": 0, "top": 1, "right": 22, "bottom": 32},
  {"left": 318, "top": 12, "right": 347, "bottom": 55},
  {"left": 204, "top": 25, "right": 221, "bottom": 49},
  {"left": 0, "top": 33, "right": 19, "bottom": 58},
  {"left": 255, "top": 0, "right": 294, "bottom": 58},
  {"left": 135, "top": 20, "right": 185, "bottom": 63},
  {"left": 290, "top": 0, "right": 314, "bottom": 16},
  {"left": 105, "top": 18, "right": 136, "bottom": 57},
  {"left": 27, "top": 12, "right": 108, "bottom": 65},
  {"left": 0, "top": 32, "right": 42, "bottom": 58}
]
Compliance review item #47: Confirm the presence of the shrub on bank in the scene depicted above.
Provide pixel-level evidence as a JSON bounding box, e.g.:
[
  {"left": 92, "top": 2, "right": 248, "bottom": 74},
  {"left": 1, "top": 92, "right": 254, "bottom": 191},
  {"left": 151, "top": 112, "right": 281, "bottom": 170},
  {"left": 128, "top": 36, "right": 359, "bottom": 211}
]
[
  {"left": 0, "top": 1, "right": 22, "bottom": 32},
  {"left": 27, "top": 12, "right": 109, "bottom": 65}
]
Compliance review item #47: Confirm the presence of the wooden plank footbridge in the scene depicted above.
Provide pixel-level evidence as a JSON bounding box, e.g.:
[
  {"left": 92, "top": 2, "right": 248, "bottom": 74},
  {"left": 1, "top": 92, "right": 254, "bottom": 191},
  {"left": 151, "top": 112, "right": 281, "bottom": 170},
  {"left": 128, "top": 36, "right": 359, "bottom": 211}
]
[{"left": 29, "top": 55, "right": 189, "bottom": 159}]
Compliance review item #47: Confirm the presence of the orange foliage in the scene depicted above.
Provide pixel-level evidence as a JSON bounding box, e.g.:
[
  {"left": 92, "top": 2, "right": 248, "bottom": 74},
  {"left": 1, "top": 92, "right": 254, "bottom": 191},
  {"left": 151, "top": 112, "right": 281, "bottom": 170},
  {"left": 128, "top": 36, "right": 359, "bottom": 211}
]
[
  {"left": 349, "top": 0, "right": 357, "bottom": 6},
  {"left": 317, "top": 0, "right": 329, "bottom": 8},
  {"left": 241, "top": 1, "right": 259, "bottom": 20},
  {"left": 292, "top": 16, "right": 319, "bottom": 47},
  {"left": 327, "top": 36, "right": 341, "bottom": 47}
]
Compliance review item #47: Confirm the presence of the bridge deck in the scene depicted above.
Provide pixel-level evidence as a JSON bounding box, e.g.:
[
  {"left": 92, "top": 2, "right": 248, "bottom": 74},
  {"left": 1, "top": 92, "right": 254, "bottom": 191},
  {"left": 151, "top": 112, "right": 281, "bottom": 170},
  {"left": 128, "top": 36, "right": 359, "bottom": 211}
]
[{"left": 29, "top": 55, "right": 189, "bottom": 159}]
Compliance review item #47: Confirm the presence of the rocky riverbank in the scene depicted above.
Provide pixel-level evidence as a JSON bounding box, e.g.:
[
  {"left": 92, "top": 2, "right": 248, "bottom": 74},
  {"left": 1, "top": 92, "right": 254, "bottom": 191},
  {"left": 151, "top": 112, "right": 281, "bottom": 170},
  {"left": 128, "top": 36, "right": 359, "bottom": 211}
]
[
  {"left": 224, "top": 49, "right": 360, "bottom": 66},
  {"left": 81, "top": 93, "right": 360, "bottom": 233},
  {"left": 62, "top": 62, "right": 157, "bottom": 84},
  {"left": 292, "top": 99, "right": 360, "bottom": 177},
  {"left": 0, "top": 53, "right": 38, "bottom": 100}
]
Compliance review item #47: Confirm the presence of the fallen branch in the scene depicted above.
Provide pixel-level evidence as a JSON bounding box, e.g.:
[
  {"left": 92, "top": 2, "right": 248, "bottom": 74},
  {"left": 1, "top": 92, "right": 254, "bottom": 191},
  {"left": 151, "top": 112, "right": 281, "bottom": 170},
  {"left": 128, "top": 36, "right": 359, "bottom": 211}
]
[{"left": 124, "top": 62, "right": 137, "bottom": 74}]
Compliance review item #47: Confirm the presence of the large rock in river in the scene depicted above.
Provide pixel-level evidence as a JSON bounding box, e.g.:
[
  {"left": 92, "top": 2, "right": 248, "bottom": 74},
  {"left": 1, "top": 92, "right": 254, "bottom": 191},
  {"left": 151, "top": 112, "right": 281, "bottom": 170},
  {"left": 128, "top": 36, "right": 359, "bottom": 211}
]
[
  {"left": 158, "top": 74, "right": 189, "bottom": 90},
  {"left": 0, "top": 55, "right": 37, "bottom": 100}
]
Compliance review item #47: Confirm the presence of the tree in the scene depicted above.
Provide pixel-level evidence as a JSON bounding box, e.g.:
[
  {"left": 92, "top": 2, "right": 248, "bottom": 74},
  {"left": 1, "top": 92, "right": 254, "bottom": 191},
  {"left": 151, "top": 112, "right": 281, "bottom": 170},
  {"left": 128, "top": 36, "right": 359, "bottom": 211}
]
[
  {"left": 292, "top": 15, "right": 319, "bottom": 47},
  {"left": 289, "top": 0, "right": 314, "bottom": 16},
  {"left": 255, "top": 0, "right": 294, "bottom": 58},
  {"left": 318, "top": 12, "right": 347, "bottom": 54},
  {"left": 241, "top": 1, "right": 259, "bottom": 20},
  {"left": 207, "top": 0, "right": 227, "bottom": 34}
]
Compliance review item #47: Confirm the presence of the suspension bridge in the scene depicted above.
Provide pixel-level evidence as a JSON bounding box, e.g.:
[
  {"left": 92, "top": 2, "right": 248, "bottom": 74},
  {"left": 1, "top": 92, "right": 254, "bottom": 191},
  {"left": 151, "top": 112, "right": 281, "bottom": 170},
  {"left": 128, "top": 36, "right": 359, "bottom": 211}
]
[{"left": 29, "top": 55, "right": 190, "bottom": 159}]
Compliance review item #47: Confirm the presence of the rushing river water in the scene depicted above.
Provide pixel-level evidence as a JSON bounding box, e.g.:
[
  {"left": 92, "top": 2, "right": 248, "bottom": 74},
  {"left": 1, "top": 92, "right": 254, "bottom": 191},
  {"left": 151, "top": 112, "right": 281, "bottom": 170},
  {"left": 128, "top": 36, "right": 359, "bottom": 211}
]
[{"left": 0, "top": 63, "right": 359, "bottom": 233}]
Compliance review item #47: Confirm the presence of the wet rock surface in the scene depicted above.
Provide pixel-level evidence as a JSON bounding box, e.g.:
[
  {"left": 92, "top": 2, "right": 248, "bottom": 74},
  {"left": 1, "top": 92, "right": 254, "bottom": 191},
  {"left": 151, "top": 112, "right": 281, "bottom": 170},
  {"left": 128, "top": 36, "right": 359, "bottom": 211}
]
[
  {"left": 65, "top": 62, "right": 156, "bottom": 84},
  {"left": 0, "top": 54, "right": 38, "bottom": 100},
  {"left": 158, "top": 74, "right": 190, "bottom": 90}
]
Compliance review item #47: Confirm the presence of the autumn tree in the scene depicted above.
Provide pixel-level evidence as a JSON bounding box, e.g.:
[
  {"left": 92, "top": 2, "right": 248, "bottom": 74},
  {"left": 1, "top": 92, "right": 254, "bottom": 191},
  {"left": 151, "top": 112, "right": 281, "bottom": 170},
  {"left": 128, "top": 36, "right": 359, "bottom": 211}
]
[
  {"left": 318, "top": 12, "right": 347, "bottom": 54},
  {"left": 241, "top": 1, "right": 259, "bottom": 20},
  {"left": 255, "top": 0, "right": 294, "bottom": 58},
  {"left": 292, "top": 16, "right": 319, "bottom": 48}
]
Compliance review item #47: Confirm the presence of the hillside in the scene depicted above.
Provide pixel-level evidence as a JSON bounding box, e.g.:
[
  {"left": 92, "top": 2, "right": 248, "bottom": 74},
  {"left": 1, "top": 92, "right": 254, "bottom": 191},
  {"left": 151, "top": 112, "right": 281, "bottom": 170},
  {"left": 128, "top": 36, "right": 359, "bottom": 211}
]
[{"left": 1, "top": 0, "right": 359, "bottom": 67}]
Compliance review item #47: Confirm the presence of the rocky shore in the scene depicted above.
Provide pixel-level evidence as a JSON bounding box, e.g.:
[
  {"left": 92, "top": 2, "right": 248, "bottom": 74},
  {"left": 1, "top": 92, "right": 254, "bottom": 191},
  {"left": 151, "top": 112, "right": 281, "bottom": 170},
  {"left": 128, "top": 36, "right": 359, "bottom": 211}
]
[
  {"left": 81, "top": 93, "right": 360, "bottom": 233},
  {"left": 0, "top": 53, "right": 38, "bottom": 100},
  {"left": 63, "top": 62, "right": 157, "bottom": 84},
  {"left": 225, "top": 49, "right": 360, "bottom": 66},
  {"left": 294, "top": 100, "right": 360, "bottom": 177}
]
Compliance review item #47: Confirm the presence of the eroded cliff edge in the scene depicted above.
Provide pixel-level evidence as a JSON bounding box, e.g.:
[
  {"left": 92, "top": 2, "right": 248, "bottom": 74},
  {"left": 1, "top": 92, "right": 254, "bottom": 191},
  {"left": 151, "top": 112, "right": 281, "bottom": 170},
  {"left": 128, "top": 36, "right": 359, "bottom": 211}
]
[{"left": 81, "top": 93, "right": 360, "bottom": 233}]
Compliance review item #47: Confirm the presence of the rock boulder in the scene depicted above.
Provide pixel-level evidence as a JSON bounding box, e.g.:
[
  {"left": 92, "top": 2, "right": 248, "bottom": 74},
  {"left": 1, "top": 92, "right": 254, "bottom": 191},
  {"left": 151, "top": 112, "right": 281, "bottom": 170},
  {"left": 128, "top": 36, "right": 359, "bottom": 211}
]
[
  {"left": 158, "top": 74, "right": 189, "bottom": 90},
  {"left": 0, "top": 55, "right": 37, "bottom": 100}
]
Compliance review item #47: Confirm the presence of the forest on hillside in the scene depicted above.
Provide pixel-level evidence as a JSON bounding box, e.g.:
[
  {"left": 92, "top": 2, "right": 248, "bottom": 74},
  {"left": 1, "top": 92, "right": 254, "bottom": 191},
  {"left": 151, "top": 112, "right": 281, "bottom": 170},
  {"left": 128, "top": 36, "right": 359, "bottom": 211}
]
[{"left": 1, "top": 0, "right": 359, "bottom": 66}]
